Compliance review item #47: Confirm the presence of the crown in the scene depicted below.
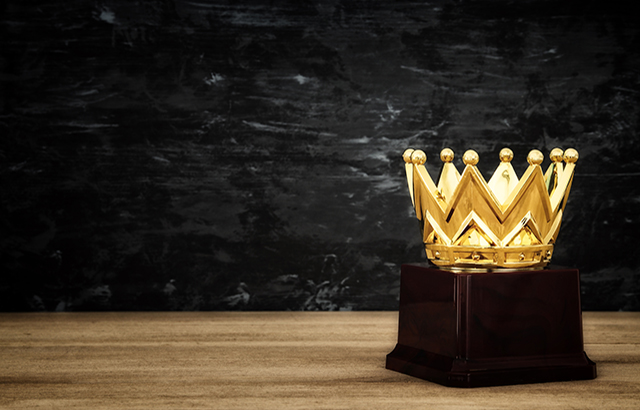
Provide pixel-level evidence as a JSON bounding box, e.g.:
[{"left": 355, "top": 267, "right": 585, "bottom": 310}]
[{"left": 403, "top": 147, "right": 579, "bottom": 271}]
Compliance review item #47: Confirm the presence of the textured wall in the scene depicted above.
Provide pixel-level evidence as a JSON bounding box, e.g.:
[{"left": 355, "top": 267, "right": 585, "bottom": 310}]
[{"left": 1, "top": 0, "right": 639, "bottom": 311}]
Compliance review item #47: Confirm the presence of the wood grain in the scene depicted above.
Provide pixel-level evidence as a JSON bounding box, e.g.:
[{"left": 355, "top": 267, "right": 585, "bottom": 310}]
[{"left": 0, "top": 312, "right": 639, "bottom": 409}]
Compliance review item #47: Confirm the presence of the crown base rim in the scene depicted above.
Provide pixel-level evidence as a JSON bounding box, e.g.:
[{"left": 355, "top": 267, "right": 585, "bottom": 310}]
[{"left": 425, "top": 244, "right": 553, "bottom": 271}]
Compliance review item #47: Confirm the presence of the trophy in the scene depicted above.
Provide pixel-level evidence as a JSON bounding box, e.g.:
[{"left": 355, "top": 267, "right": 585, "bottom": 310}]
[{"left": 385, "top": 147, "right": 597, "bottom": 387}]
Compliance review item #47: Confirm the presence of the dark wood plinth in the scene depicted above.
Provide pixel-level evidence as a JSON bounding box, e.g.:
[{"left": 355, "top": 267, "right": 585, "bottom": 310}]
[{"left": 385, "top": 263, "right": 597, "bottom": 388}]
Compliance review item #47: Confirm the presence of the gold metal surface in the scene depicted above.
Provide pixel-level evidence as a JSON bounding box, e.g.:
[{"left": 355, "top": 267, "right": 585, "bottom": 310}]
[{"left": 402, "top": 147, "right": 578, "bottom": 270}]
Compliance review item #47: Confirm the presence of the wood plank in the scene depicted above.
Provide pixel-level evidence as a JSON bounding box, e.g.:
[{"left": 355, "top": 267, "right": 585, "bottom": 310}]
[{"left": 1, "top": 312, "right": 639, "bottom": 409}]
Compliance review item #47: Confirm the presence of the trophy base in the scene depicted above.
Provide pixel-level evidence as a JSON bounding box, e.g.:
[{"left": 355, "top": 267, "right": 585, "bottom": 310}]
[{"left": 385, "top": 263, "right": 597, "bottom": 388}]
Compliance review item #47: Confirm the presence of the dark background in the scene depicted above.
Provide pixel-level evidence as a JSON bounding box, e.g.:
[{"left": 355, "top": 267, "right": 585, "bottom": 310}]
[{"left": 2, "top": 0, "right": 639, "bottom": 311}]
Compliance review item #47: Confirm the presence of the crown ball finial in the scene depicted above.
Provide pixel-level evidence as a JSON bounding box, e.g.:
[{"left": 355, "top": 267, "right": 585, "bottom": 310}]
[
  {"left": 462, "top": 150, "right": 479, "bottom": 166},
  {"left": 550, "top": 148, "right": 564, "bottom": 163},
  {"left": 440, "top": 148, "right": 454, "bottom": 163},
  {"left": 411, "top": 149, "right": 427, "bottom": 165},
  {"left": 564, "top": 148, "right": 579, "bottom": 163},
  {"left": 499, "top": 148, "right": 514, "bottom": 163},
  {"left": 527, "top": 149, "right": 544, "bottom": 166},
  {"left": 402, "top": 148, "right": 415, "bottom": 163}
]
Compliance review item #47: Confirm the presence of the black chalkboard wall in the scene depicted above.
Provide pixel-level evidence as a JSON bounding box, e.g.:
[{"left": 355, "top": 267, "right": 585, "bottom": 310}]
[{"left": 1, "top": 1, "right": 639, "bottom": 311}]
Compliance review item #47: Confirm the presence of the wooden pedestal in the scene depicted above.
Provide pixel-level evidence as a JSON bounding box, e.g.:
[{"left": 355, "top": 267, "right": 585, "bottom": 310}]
[{"left": 385, "top": 264, "right": 597, "bottom": 387}]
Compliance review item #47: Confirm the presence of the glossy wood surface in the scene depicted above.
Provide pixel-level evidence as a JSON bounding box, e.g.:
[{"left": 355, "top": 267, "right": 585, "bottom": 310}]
[
  {"left": 0, "top": 312, "right": 639, "bottom": 409},
  {"left": 386, "top": 265, "right": 595, "bottom": 386}
]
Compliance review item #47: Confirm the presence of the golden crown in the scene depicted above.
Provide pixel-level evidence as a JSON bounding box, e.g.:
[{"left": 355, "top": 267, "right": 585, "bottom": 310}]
[{"left": 403, "top": 147, "right": 579, "bottom": 271}]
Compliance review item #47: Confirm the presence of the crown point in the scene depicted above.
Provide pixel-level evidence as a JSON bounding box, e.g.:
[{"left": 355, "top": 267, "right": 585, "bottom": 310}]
[
  {"left": 411, "top": 149, "right": 427, "bottom": 165},
  {"left": 550, "top": 148, "right": 564, "bottom": 162},
  {"left": 402, "top": 149, "right": 415, "bottom": 163},
  {"left": 527, "top": 149, "right": 544, "bottom": 166},
  {"left": 499, "top": 148, "right": 514, "bottom": 163},
  {"left": 563, "top": 148, "right": 579, "bottom": 163},
  {"left": 440, "top": 148, "right": 454, "bottom": 163},
  {"left": 462, "top": 150, "right": 479, "bottom": 166}
]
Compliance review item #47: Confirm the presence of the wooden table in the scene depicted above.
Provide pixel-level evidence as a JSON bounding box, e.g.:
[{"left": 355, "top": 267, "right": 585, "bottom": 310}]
[{"left": 0, "top": 312, "right": 639, "bottom": 409}]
